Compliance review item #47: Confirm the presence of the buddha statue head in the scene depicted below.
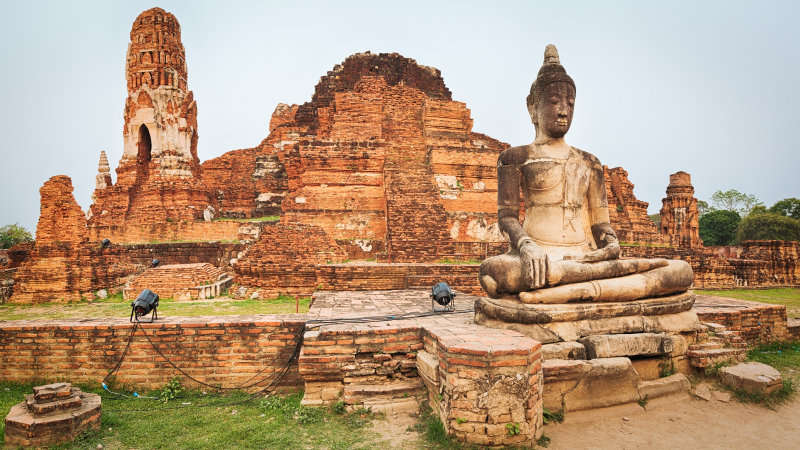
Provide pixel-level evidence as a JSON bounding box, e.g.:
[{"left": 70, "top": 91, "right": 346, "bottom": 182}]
[{"left": 526, "top": 45, "right": 576, "bottom": 140}]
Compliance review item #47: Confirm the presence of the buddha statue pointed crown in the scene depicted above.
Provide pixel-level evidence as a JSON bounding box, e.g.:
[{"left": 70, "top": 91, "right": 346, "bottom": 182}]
[{"left": 527, "top": 44, "right": 576, "bottom": 112}]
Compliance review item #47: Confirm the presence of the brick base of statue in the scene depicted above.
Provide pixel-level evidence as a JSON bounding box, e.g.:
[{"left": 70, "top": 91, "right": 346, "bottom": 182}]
[{"left": 4, "top": 383, "right": 101, "bottom": 448}]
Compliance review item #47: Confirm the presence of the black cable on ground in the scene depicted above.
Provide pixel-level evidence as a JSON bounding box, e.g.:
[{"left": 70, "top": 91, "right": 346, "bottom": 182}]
[{"left": 102, "top": 309, "right": 474, "bottom": 413}]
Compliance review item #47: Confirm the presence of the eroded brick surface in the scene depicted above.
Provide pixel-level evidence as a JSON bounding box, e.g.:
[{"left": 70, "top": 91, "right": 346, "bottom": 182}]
[{"left": 11, "top": 177, "right": 139, "bottom": 303}]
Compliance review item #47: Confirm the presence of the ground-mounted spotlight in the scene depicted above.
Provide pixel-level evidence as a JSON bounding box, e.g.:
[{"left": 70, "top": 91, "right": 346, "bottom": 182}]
[
  {"left": 130, "top": 289, "right": 159, "bottom": 323},
  {"left": 101, "top": 239, "right": 111, "bottom": 248},
  {"left": 151, "top": 258, "right": 160, "bottom": 268},
  {"left": 430, "top": 282, "right": 456, "bottom": 313}
]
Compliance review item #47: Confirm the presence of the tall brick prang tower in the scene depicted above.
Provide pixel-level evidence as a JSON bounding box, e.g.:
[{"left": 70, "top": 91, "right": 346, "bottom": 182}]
[
  {"left": 89, "top": 7, "right": 213, "bottom": 226},
  {"left": 660, "top": 171, "right": 702, "bottom": 248}
]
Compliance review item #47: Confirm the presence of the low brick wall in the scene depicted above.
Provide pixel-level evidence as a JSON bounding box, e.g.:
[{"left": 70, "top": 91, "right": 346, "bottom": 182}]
[
  {"left": 316, "top": 263, "right": 483, "bottom": 295},
  {"left": 88, "top": 221, "right": 260, "bottom": 245},
  {"left": 788, "top": 319, "right": 800, "bottom": 341},
  {"left": 694, "top": 297, "right": 788, "bottom": 343},
  {"left": 0, "top": 315, "right": 305, "bottom": 390},
  {"left": 121, "top": 242, "right": 247, "bottom": 268}
]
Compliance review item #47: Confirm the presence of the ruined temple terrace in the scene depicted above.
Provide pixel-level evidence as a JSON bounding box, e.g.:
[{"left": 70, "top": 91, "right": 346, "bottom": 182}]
[{"left": 2, "top": 6, "right": 800, "bottom": 449}]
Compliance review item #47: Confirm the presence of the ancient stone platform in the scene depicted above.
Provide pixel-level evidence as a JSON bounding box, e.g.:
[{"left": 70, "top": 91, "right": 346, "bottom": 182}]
[
  {"left": 694, "top": 295, "right": 789, "bottom": 342},
  {"left": 4, "top": 383, "right": 101, "bottom": 448}
]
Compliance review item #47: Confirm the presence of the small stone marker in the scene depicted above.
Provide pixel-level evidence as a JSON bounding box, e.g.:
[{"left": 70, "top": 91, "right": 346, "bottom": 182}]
[
  {"left": 719, "top": 362, "right": 783, "bottom": 395},
  {"left": 4, "top": 382, "right": 101, "bottom": 447},
  {"left": 96, "top": 289, "right": 108, "bottom": 299}
]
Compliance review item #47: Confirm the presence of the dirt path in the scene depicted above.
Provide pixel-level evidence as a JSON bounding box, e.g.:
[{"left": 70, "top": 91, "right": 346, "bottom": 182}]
[{"left": 546, "top": 395, "right": 800, "bottom": 450}]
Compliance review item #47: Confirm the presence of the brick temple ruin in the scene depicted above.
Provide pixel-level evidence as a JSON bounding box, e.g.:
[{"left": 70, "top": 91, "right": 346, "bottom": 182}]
[{"left": 2, "top": 7, "right": 800, "bottom": 448}]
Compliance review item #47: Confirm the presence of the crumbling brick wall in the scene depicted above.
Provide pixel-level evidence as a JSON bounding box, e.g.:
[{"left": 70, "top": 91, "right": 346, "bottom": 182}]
[
  {"left": 11, "top": 176, "right": 139, "bottom": 303},
  {"left": 0, "top": 316, "right": 304, "bottom": 389},
  {"left": 125, "top": 263, "right": 228, "bottom": 300},
  {"left": 604, "top": 167, "right": 668, "bottom": 246},
  {"left": 233, "top": 223, "right": 347, "bottom": 296}
]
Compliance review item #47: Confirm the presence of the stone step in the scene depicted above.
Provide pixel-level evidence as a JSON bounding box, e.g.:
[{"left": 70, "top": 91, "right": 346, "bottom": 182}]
[
  {"left": 703, "top": 323, "right": 727, "bottom": 333},
  {"left": 687, "top": 347, "right": 747, "bottom": 368},
  {"left": 343, "top": 378, "right": 426, "bottom": 404},
  {"left": 688, "top": 342, "right": 723, "bottom": 351}
]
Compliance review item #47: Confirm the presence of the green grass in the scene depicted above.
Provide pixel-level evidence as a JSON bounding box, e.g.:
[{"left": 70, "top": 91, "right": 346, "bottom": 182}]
[
  {"left": 618, "top": 241, "right": 671, "bottom": 248},
  {"left": 434, "top": 258, "right": 482, "bottom": 265},
  {"left": 1, "top": 383, "right": 386, "bottom": 449},
  {"left": 696, "top": 287, "right": 800, "bottom": 318},
  {"left": 0, "top": 295, "right": 312, "bottom": 321},
  {"left": 121, "top": 239, "right": 242, "bottom": 245},
  {"left": 213, "top": 216, "right": 280, "bottom": 222}
]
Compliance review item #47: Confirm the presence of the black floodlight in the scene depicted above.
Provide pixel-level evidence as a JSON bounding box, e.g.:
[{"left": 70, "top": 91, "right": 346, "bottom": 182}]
[
  {"left": 130, "top": 289, "right": 159, "bottom": 323},
  {"left": 430, "top": 282, "right": 456, "bottom": 313},
  {"left": 101, "top": 239, "right": 111, "bottom": 248},
  {"left": 151, "top": 258, "right": 160, "bottom": 268}
]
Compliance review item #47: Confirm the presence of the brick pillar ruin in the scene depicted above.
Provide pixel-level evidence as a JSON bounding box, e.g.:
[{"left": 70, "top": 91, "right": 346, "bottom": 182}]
[
  {"left": 660, "top": 171, "right": 702, "bottom": 248},
  {"left": 88, "top": 7, "right": 213, "bottom": 226},
  {"left": 11, "top": 176, "right": 138, "bottom": 303}
]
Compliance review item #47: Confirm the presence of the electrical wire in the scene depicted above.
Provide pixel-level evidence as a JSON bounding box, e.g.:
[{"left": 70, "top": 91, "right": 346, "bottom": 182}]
[{"left": 101, "top": 307, "right": 473, "bottom": 412}]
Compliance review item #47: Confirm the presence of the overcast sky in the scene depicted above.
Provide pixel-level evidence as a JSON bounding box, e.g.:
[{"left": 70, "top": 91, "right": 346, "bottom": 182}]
[{"left": 1, "top": 1, "right": 798, "bottom": 233}]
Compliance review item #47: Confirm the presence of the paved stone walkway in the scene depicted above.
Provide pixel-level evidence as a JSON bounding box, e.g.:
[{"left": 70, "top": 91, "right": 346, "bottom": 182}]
[{"left": 307, "top": 289, "right": 477, "bottom": 319}]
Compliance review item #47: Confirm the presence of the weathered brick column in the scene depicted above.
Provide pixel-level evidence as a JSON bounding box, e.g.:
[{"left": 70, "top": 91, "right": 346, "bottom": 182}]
[
  {"left": 418, "top": 326, "right": 543, "bottom": 447},
  {"left": 298, "top": 318, "right": 544, "bottom": 447}
]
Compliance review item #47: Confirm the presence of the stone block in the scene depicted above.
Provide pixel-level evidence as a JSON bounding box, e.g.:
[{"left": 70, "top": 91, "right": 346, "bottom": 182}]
[
  {"left": 637, "top": 373, "right": 690, "bottom": 400},
  {"left": 579, "top": 333, "right": 673, "bottom": 359},
  {"left": 561, "top": 357, "right": 640, "bottom": 412},
  {"left": 630, "top": 357, "right": 663, "bottom": 381},
  {"left": 542, "top": 342, "right": 586, "bottom": 360},
  {"left": 416, "top": 350, "right": 440, "bottom": 383},
  {"left": 719, "top": 362, "right": 783, "bottom": 395}
]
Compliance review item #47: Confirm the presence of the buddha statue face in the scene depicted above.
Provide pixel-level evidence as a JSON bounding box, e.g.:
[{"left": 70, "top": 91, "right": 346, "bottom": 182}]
[{"left": 532, "top": 81, "right": 575, "bottom": 139}]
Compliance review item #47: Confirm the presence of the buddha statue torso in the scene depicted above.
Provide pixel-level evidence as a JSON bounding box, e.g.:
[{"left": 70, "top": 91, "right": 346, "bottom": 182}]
[{"left": 521, "top": 145, "right": 597, "bottom": 260}]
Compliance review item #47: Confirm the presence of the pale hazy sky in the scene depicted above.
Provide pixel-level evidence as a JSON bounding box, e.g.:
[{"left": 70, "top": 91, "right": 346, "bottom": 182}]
[{"left": 1, "top": 1, "right": 798, "bottom": 233}]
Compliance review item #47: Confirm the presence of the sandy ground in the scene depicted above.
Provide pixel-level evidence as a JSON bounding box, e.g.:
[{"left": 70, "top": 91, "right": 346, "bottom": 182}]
[
  {"left": 371, "top": 410, "right": 421, "bottom": 449},
  {"left": 546, "top": 395, "right": 800, "bottom": 450}
]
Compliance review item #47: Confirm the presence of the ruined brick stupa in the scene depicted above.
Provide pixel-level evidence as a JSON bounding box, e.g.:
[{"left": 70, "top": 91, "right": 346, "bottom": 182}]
[{"left": 89, "top": 7, "right": 213, "bottom": 225}]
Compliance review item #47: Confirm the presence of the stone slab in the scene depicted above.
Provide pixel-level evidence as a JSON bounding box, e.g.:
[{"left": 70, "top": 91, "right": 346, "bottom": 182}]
[
  {"left": 560, "top": 357, "right": 640, "bottom": 412},
  {"left": 476, "top": 290, "right": 696, "bottom": 325},
  {"left": 415, "top": 351, "right": 439, "bottom": 384},
  {"left": 719, "top": 362, "right": 783, "bottom": 395},
  {"left": 637, "top": 373, "right": 690, "bottom": 400},
  {"left": 478, "top": 310, "right": 702, "bottom": 344},
  {"left": 542, "top": 342, "right": 586, "bottom": 360},
  {"left": 579, "top": 333, "right": 673, "bottom": 359}
]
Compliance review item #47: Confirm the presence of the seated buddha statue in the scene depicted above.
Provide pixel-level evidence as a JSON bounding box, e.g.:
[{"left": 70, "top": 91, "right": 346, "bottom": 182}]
[{"left": 479, "top": 45, "right": 693, "bottom": 304}]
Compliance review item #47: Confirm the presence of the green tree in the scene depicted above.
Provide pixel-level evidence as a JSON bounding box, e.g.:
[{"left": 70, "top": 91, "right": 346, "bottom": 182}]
[
  {"left": 648, "top": 213, "right": 661, "bottom": 230},
  {"left": 735, "top": 213, "right": 800, "bottom": 243},
  {"left": 0, "top": 223, "right": 33, "bottom": 249},
  {"left": 768, "top": 198, "right": 800, "bottom": 220},
  {"left": 697, "top": 200, "right": 710, "bottom": 217},
  {"left": 699, "top": 210, "right": 741, "bottom": 246},
  {"left": 710, "top": 189, "right": 763, "bottom": 217}
]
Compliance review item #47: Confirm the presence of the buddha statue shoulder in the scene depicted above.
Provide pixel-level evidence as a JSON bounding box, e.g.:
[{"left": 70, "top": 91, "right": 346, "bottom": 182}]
[{"left": 479, "top": 45, "right": 693, "bottom": 304}]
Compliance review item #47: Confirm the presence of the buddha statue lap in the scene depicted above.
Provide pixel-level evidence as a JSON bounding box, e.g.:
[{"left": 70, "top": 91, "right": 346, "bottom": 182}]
[{"left": 475, "top": 45, "right": 700, "bottom": 343}]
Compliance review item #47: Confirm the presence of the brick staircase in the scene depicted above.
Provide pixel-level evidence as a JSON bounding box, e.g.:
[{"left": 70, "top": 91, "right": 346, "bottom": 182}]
[
  {"left": 687, "top": 323, "right": 748, "bottom": 369},
  {"left": 343, "top": 379, "right": 426, "bottom": 413}
]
